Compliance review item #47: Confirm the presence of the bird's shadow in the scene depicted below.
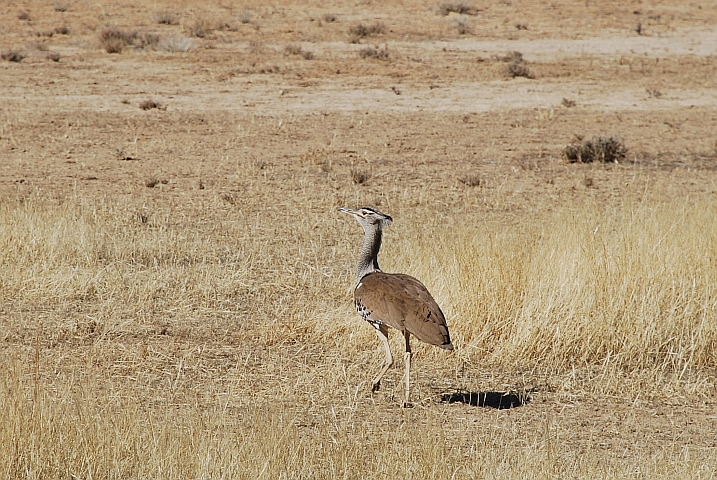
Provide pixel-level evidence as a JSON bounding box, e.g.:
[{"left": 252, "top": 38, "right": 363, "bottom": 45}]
[{"left": 440, "top": 390, "right": 529, "bottom": 409}]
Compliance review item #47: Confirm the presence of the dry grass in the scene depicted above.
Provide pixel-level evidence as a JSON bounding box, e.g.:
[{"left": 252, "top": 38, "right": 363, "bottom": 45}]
[
  {"left": 359, "top": 46, "right": 389, "bottom": 60},
  {"left": 565, "top": 136, "right": 627, "bottom": 163},
  {"left": 152, "top": 8, "right": 180, "bottom": 25},
  {"left": 438, "top": 2, "right": 480, "bottom": 16},
  {"left": 1, "top": 192, "right": 716, "bottom": 477},
  {"left": 98, "top": 27, "right": 137, "bottom": 53},
  {"left": 1, "top": 49, "right": 26, "bottom": 62}
]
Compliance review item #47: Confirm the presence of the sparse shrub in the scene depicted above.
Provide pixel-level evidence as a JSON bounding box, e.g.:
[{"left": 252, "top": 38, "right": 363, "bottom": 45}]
[
  {"left": 18, "top": 12, "right": 30, "bottom": 20},
  {"left": 359, "top": 47, "right": 389, "bottom": 60},
  {"left": 98, "top": 27, "right": 136, "bottom": 53},
  {"left": 562, "top": 98, "right": 577, "bottom": 107},
  {"left": 53, "top": 3, "right": 68, "bottom": 12},
  {"left": 284, "top": 44, "right": 314, "bottom": 59},
  {"left": 350, "top": 167, "right": 372, "bottom": 185},
  {"left": 565, "top": 136, "right": 627, "bottom": 163},
  {"left": 239, "top": 9, "right": 253, "bottom": 24},
  {"left": 159, "top": 36, "right": 192, "bottom": 53},
  {"left": 322, "top": 14, "right": 337, "bottom": 23},
  {"left": 515, "top": 23, "right": 528, "bottom": 30},
  {"left": 139, "top": 99, "right": 162, "bottom": 110},
  {"left": 186, "top": 17, "right": 217, "bottom": 38},
  {"left": 438, "top": 2, "right": 479, "bottom": 16},
  {"left": 152, "top": 9, "right": 180, "bottom": 25},
  {"left": 348, "top": 22, "right": 385, "bottom": 43},
  {"left": 46, "top": 52, "right": 61, "bottom": 62},
  {"left": 54, "top": 25, "right": 70, "bottom": 35},
  {"left": 1, "top": 50, "right": 26, "bottom": 62},
  {"left": 507, "top": 61, "right": 533, "bottom": 78},
  {"left": 285, "top": 44, "right": 303, "bottom": 56},
  {"left": 452, "top": 15, "right": 471, "bottom": 34},
  {"left": 494, "top": 51, "right": 523, "bottom": 63},
  {"left": 135, "top": 32, "right": 161, "bottom": 49},
  {"left": 458, "top": 174, "right": 482, "bottom": 187}
]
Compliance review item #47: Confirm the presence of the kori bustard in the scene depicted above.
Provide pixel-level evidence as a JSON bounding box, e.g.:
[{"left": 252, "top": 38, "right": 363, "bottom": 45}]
[{"left": 339, "top": 207, "right": 453, "bottom": 406}]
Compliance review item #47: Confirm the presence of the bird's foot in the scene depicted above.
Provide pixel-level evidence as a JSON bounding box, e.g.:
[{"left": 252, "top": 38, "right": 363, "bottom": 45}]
[{"left": 371, "top": 381, "right": 381, "bottom": 393}]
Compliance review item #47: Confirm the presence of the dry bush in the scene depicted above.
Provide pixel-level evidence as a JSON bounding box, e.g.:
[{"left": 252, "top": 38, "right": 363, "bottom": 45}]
[
  {"left": 565, "top": 136, "right": 627, "bottom": 163},
  {"left": 438, "top": 2, "right": 479, "bottom": 16},
  {"left": 452, "top": 15, "right": 471, "bottom": 34},
  {"left": 54, "top": 25, "right": 70, "bottom": 35},
  {"left": 1, "top": 50, "right": 26, "bottom": 62},
  {"left": 348, "top": 21, "right": 385, "bottom": 43},
  {"left": 359, "top": 46, "right": 389, "bottom": 60},
  {"left": 322, "top": 13, "right": 337, "bottom": 23},
  {"left": 17, "top": 11, "right": 30, "bottom": 20},
  {"left": 562, "top": 97, "right": 577, "bottom": 107},
  {"left": 159, "top": 36, "right": 193, "bottom": 53},
  {"left": 458, "top": 174, "right": 482, "bottom": 187},
  {"left": 494, "top": 51, "right": 523, "bottom": 63},
  {"left": 284, "top": 44, "right": 314, "bottom": 59},
  {"left": 350, "top": 167, "right": 372, "bottom": 184},
  {"left": 98, "top": 27, "right": 137, "bottom": 53},
  {"left": 53, "top": 2, "right": 68, "bottom": 12},
  {"left": 185, "top": 16, "right": 228, "bottom": 38},
  {"left": 238, "top": 9, "right": 253, "bottom": 24},
  {"left": 46, "top": 52, "right": 61, "bottom": 62},
  {"left": 139, "top": 99, "right": 162, "bottom": 110},
  {"left": 152, "top": 8, "right": 180, "bottom": 25},
  {"left": 507, "top": 61, "right": 533, "bottom": 78}
]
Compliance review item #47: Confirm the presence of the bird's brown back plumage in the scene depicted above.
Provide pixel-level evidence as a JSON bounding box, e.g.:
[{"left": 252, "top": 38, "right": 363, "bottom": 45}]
[{"left": 355, "top": 272, "right": 453, "bottom": 350}]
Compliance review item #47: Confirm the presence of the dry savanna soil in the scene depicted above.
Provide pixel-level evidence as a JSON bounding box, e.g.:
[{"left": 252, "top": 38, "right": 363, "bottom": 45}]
[{"left": 2, "top": 0, "right": 717, "bottom": 478}]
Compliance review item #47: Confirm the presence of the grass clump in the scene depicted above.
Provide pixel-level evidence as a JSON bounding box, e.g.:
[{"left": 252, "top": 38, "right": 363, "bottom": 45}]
[
  {"left": 152, "top": 9, "right": 180, "bottom": 25},
  {"left": 159, "top": 36, "right": 192, "bottom": 53},
  {"left": 565, "top": 136, "right": 627, "bottom": 163},
  {"left": 348, "top": 22, "right": 385, "bottom": 43},
  {"left": 494, "top": 51, "right": 533, "bottom": 78},
  {"left": 285, "top": 44, "right": 314, "bottom": 59},
  {"left": 350, "top": 167, "right": 372, "bottom": 184},
  {"left": 1, "top": 50, "right": 26, "bottom": 62},
  {"left": 359, "top": 46, "right": 389, "bottom": 60},
  {"left": 139, "top": 99, "right": 162, "bottom": 110},
  {"left": 438, "top": 2, "right": 479, "bottom": 16},
  {"left": 98, "top": 27, "right": 137, "bottom": 53}
]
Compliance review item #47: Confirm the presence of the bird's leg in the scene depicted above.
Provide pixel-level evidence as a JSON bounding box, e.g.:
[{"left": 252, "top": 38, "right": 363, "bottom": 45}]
[
  {"left": 372, "top": 324, "right": 392, "bottom": 392},
  {"left": 402, "top": 331, "right": 413, "bottom": 408}
]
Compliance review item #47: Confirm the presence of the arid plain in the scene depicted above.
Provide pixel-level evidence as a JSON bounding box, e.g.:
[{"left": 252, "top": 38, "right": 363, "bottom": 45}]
[{"left": 2, "top": 0, "right": 717, "bottom": 478}]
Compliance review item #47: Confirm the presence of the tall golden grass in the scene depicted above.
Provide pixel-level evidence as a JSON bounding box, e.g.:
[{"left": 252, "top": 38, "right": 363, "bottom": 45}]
[{"left": 1, "top": 192, "right": 716, "bottom": 477}]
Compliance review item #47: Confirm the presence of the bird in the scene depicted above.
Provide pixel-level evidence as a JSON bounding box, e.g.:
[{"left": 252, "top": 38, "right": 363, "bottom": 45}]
[{"left": 338, "top": 207, "right": 453, "bottom": 406}]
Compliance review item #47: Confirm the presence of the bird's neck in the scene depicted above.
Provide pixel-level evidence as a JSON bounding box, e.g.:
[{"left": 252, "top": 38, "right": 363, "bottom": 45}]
[{"left": 357, "top": 226, "right": 382, "bottom": 283}]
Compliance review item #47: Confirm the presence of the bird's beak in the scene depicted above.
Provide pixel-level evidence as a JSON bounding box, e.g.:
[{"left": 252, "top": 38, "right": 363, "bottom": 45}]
[{"left": 338, "top": 207, "right": 356, "bottom": 215}]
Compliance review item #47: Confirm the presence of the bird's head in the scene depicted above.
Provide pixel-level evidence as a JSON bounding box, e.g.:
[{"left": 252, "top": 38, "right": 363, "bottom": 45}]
[{"left": 338, "top": 207, "right": 392, "bottom": 231}]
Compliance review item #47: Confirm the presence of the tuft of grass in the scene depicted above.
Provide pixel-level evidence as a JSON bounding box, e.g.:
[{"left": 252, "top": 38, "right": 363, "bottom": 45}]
[
  {"left": 495, "top": 51, "right": 533, "bottom": 78},
  {"left": 348, "top": 22, "right": 385, "bottom": 43},
  {"left": 98, "top": 27, "right": 137, "bottom": 53},
  {"left": 515, "top": 23, "right": 528, "bottom": 30},
  {"left": 159, "top": 36, "right": 192, "bottom": 53},
  {"left": 53, "top": 2, "right": 68, "bottom": 12},
  {"left": 139, "top": 99, "right": 162, "bottom": 110},
  {"left": 322, "top": 13, "right": 337, "bottom": 23},
  {"left": 507, "top": 61, "right": 533, "bottom": 78},
  {"left": 438, "top": 2, "right": 479, "bottom": 16},
  {"left": 561, "top": 98, "right": 577, "bottom": 107},
  {"left": 284, "top": 44, "right": 314, "bottom": 60},
  {"left": 452, "top": 15, "right": 471, "bottom": 34},
  {"left": 46, "top": 52, "right": 61, "bottom": 62},
  {"left": 54, "top": 25, "right": 70, "bottom": 35},
  {"left": 565, "top": 136, "right": 627, "bottom": 163},
  {"left": 17, "top": 11, "right": 30, "bottom": 20},
  {"left": 238, "top": 9, "right": 253, "bottom": 24},
  {"left": 458, "top": 174, "right": 483, "bottom": 187},
  {"left": 359, "top": 46, "right": 389, "bottom": 60},
  {"left": 152, "top": 9, "right": 180, "bottom": 25},
  {"left": 350, "top": 167, "right": 372, "bottom": 184},
  {"left": 1, "top": 50, "right": 26, "bottom": 62}
]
